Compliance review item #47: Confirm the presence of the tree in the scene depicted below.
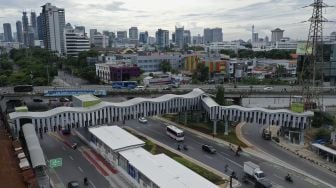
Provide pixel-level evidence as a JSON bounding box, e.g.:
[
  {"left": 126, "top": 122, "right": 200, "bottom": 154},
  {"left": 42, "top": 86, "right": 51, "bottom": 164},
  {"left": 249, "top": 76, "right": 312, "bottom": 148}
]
[
  {"left": 160, "top": 60, "right": 172, "bottom": 73},
  {"left": 215, "top": 86, "right": 225, "bottom": 105},
  {"left": 275, "top": 65, "right": 286, "bottom": 78},
  {"left": 192, "top": 63, "right": 209, "bottom": 82}
]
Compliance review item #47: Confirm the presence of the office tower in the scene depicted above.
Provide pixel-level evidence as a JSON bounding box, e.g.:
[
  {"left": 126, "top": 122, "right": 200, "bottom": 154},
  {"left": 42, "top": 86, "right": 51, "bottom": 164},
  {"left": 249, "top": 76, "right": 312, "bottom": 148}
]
[
  {"left": 265, "top": 36, "right": 269, "bottom": 43},
  {"left": 271, "top": 28, "right": 284, "bottom": 42},
  {"left": 30, "top": 11, "right": 38, "bottom": 39},
  {"left": 183, "top": 30, "right": 191, "bottom": 44},
  {"left": 75, "top": 26, "right": 85, "bottom": 36},
  {"left": 92, "top": 34, "right": 109, "bottom": 48},
  {"left": 28, "top": 26, "right": 35, "bottom": 47},
  {"left": 0, "top": 33, "right": 4, "bottom": 41},
  {"left": 252, "top": 33, "right": 259, "bottom": 44},
  {"left": 117, "top": 31, "right": 127, "bottom": 39},
  {"left": 172, "top": 32, "right": 176, "bottom": 43},
  {"left": 103, "top": 30, "right": 110, "bottom": 36},
  {"left": 139, "top": 31, "right": 148, "bottom": 44},
  {"left": 64, "top": 23, "right": 90, "bottom": 57},
  {"left": 192, "top": 35, "right": 203, "bottom": 45},
  {"left": 41, "top": 3, "right": 66, "bottom": 55},
  {"left": 175, "top": 27, "right": 184, "bottom": 48},
  {"left": 16, "top": 21, "right": 23, "bottom": 43},
  {"left": 129, "top": 27, "right": 139, "bottom": 45},
  {"left": 22, "top": 11, "right": 29, "bottom": 46},
  {"left": 155, "top": 29, "right": 169, "bottom": 49},
  {"left": 3, "top": 23, "right": 13, "bottom": 42},
  {"left": 252, "top": 25, "right": 255, "bottom": 43},
  {"left": 90, "top": 29, "right": 97, "bottom": 44},
  {"left": 203, "top": 28, "right": 223, "bottom": 44},
  {"left": 37, "top": 15, "right": 43, "bottom": 40}
]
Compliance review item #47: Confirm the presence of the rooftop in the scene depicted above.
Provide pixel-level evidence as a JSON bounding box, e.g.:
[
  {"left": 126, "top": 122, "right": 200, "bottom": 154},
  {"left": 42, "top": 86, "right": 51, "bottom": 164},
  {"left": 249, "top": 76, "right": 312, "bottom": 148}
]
[
  {"left": 119, "top": 147, "right": 217, "bottom": 188},
  {"left": 89, "top": 126, "right": 145, "bottom": 151},
  {"left": 73, "top": 94, "right": 100, "bottom": 102}
]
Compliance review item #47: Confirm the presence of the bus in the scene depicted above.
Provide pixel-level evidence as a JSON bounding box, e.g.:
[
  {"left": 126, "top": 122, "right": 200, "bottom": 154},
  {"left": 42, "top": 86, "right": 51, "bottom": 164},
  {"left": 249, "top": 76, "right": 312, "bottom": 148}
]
[
  {"left": 166, "top": 125, "right": 184, "bottom": 141},
  {"left": 112, "top": 81, "right": 137, "bottom": 89},
  {"left": 14, "top": 85, "right": 33, "bottom": 92}
]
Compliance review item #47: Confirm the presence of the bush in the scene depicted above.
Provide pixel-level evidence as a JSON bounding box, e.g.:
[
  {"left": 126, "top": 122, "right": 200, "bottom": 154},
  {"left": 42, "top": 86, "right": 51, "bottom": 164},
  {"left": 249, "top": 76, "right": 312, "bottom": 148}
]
[{"left": 314, "top": 129, "right": 331, "bottom": 140}]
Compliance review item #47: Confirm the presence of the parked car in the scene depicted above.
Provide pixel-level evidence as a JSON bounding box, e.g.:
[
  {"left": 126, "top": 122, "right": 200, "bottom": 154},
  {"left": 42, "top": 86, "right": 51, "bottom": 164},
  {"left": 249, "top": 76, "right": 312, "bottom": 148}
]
[
  {"left": 60, "top": 97, "right": 70, "bottom": 102},
  {"left": 135, "top": 86, "right": 145, "bottom": 90},
  {"left": 202, "top": 144, "right": 216, "bottom": 154},
  {"left": 138, "top": 117, "right": 148, "bottom": 123}
]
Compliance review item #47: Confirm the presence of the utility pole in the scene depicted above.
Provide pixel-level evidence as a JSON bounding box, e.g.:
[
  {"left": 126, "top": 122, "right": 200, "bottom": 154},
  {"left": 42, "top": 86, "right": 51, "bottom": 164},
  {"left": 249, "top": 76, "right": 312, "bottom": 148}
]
[{"left": 300, "top": 0, "right": 332, "bottom": 110}]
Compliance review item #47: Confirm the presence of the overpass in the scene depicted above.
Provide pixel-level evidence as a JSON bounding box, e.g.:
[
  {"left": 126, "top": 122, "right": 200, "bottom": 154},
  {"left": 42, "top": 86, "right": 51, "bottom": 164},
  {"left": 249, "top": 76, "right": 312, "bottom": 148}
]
[{"left": 8, "top": 88, "right": 313, "bottom": 145}]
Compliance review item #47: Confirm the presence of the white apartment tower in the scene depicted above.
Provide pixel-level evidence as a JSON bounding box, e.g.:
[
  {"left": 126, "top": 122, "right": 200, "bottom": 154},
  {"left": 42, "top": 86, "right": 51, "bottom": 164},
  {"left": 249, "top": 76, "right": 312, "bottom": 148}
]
[
  {"left": 41, "top": 3, "right": 66, "bottom": 56},
  {"left": 64, "top": 23, "right": 90, "bottom": 57}
]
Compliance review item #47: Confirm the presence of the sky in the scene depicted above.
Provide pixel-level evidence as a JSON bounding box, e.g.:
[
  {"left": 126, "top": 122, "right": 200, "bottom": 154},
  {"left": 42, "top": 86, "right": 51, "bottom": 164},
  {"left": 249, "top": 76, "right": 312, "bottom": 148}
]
[{"left": 0, "top": 0, "right": 335, "bottom": 41}]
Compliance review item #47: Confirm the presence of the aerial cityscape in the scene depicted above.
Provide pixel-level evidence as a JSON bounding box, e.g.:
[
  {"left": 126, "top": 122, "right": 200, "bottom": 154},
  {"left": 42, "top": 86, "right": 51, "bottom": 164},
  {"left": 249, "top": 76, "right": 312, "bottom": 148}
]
[{"left": 0, "top": 0, "right": 336, "bottom": 188}]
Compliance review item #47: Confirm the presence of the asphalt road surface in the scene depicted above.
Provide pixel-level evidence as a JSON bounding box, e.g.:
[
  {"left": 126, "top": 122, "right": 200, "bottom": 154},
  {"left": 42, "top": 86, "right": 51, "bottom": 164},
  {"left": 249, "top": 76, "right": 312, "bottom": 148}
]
[
  {"left": 242, "top": 123, "right": 336, "bottom": 187},
  {"left": 124, "top": 118, "right": 326, "bottom": 188},
  {"left": 39, "top": 132, "right": 112, "bottom": 188}
]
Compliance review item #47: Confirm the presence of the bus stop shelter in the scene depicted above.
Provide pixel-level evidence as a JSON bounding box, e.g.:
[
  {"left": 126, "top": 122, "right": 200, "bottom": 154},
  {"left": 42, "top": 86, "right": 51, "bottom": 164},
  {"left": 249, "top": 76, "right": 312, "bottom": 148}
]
[{"left": 311, "top": 143, "right": 336, "bottom": 163}]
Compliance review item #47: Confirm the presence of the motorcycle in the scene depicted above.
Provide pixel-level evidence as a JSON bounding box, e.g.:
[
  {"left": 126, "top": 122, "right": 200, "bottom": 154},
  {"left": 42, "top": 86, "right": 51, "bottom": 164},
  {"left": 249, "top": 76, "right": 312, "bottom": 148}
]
[
  {"left": 183, "top": 144, "right": 188, "bottom": 151},
  {"left": 84, "top": 177, "right": 89, "bottom": 185},
  {"left": 285, "top": 174, "right": 293, "bottom": 183},
  {"left": 72, "top": 143, "right": 77, "bottom": 150},
  {"left": 177, "top": 144, "right": 181, "bottom": 150}
]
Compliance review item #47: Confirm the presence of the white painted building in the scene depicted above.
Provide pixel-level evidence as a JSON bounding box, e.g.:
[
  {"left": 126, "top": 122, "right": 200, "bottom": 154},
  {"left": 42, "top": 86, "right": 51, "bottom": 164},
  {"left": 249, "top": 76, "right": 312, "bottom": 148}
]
[
  {"left": 64, "top": 23, "right": 90, "bottom": 57},
  {"left": 92, "top": 34, "right": 109, "bottom": 48}
]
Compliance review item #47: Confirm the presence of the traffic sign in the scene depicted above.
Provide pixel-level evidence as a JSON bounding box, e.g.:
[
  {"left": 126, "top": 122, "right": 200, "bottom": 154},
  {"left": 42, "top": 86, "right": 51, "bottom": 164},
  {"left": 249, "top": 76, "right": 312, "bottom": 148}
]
[{"left": 49, "top": 158, "right": 62, "bottom": 168}]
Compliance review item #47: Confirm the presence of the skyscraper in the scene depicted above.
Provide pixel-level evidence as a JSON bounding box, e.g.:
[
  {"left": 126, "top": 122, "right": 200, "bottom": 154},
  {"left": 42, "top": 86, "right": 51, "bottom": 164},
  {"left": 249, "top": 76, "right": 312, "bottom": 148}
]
[
  {"left": 175, "top": 27, "right": 184, "bottom": 48},
  {"left": 183, "top": 30, "right": 191, "bottom": 44},
  {"left": 22, "top": 11, "right": 29, "bottom": 45},
  {"left": 271, "top": 28, "right": 284, "bottom": 42},
  {"left": 30, "top": 11, "right": 38, "bottom": 39},
  {"left": 90, "top": 29, "right": 97, "bottom": 44},
  {"left": 16, "top": 21, "right": 23, "bottom": 43},
  {"left": 155, "top": 29, "right": 169, "bottom": 49},
  {"left": 3, "top": 23, "right": 13, "bottom": 42},
  {"left": 41, "top": 3, "right": 66, "bottom": 55},
  {"left": 139, "top": 31, "right": 148, "bottom": 44},
  {"left": 37, "top": 14, "right": 43, "bottom": 40},
  {"left": 203, "top": 28, "right": 223, "bottom": 44},
  {"left": 129, "top": 27, "right": 139, "bottom": 45},
  {"left": 75, "top": 26, "right": 85, "bottom": 36},
  {"left": 64, "top": 23, "right": 90, "bottom": 57}
]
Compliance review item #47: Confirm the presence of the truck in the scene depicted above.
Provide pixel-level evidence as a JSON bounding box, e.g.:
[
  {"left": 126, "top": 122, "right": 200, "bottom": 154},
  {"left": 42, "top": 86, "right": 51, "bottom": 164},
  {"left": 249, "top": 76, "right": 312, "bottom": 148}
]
[{"left": 244, "top": 161, "right": 266, "bottom": 181}]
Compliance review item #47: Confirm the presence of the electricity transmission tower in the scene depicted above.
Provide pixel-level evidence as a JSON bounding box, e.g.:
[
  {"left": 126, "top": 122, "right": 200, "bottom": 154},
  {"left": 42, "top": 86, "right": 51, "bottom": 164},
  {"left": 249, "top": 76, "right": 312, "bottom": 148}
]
[{"left": 300, "top": 0, "right": 332, "bottom": 110}]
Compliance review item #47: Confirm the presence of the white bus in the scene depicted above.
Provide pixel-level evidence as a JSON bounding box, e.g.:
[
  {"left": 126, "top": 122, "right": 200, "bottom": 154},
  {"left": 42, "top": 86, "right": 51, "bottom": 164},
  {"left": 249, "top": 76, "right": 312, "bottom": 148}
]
[{"left": 166, "top": 125, "right": 184, "bottom": 141}]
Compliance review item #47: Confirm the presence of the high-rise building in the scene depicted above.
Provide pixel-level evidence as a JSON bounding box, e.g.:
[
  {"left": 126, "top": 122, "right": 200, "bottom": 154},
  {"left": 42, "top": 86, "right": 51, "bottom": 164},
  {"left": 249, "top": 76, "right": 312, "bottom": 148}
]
[
  {"left": 37, "top": 15, "right": 43, "bottom": 40},
  {"left": 252, "top": 33, "right": 259, "bottom": 44},
  {"left": 203, "top": 28, "right": 223, "bottom": 44},
  {"left": 192, "top": 35, "right": 203, "bottom": 45},
  {"left": 90, "top": 29, "right": 97, "bottom": 44},
  {"left": 64, "top": 23, "right": 90, "bottom": 57},
  {"left": 22, "top": 11, "right": 29, "bottom": 46},
  {"left": 172, "top": 32, "right": 176, "bottom": 43},
  {"left": 129, "top": 27, "right": 138, "bottom": 45},
  {"left": 139, "top": 31, "right": 148, "bottom": 44},
  {"left": 92, "top": 34, "right": 109, "bottom": 48},
  {"left": 271, "top": 28, "right": 284, "bottom": 42},
  {"left": 183, "top": 30, "right": 191, "bottom": 45},
  {"left": 28, "top": 26, "right": 35, "bottom": 47},
  {"left": 155, "top": 29, "right": 169, "bottom": 49},
  {"left": 175, "top": 27, "right": 184, "bottom": 48},
  {"left": 3, "top": 23, "right": 13, "bottom": 42},
  {"left": 30, "top": 12, "right": 38, "bottom": 39},
  {"left": 16, "top": 21, "right": 23, "bottom": 43},
  {"left": 75, "top": 26, "right": 85, "bottom": 36},
  {"left": 117, "top": 31, "right": 127, "bottom": 41},
  {"left": 0, "top": 33, "right": 4, "bottom": 41},
  {"left": 41, "top": 3, "right": 66, "bottom": 55}
]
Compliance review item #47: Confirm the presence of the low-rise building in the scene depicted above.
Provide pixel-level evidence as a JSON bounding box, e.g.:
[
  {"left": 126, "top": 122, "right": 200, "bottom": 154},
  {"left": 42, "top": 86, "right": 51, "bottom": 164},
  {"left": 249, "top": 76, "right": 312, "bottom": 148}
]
[
  {"left": 96, "top": 62, "right": 141, "bottom": 83},
  {"left": 134, "top": 54, "right": 181, "bottom": 72}
]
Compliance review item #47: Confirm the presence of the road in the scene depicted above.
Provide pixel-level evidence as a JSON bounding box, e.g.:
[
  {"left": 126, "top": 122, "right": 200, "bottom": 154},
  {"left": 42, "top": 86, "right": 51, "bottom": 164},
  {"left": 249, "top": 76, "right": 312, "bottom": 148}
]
[
  {"left": 124, "top": 118, "right": 326, "bottom": 188},
  {"left": 39, "top": 131, "right": 129, "bottom": 188},
  {"left": 242, "top": 123, "right": 336, "bottom": 187}
]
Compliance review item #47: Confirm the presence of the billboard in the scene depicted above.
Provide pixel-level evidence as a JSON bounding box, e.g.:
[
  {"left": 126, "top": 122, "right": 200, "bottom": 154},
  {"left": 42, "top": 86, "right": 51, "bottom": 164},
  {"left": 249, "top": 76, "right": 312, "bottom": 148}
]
[
  {"left": 296, "top": 43, "right": 312, "bottom": 55},
  {"left": 291, "top": 102, "right": 304, "bottom": 113}
]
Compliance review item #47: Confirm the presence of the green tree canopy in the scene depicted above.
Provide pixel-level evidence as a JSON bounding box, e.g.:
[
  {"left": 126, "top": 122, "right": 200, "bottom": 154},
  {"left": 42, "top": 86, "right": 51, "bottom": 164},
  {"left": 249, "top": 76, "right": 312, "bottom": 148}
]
[
  {"left": 160, "top": 60, "right": 172, "bottom": 73},
  {"left": 215, "top": 86, "right": 225, "bottom": 105}
]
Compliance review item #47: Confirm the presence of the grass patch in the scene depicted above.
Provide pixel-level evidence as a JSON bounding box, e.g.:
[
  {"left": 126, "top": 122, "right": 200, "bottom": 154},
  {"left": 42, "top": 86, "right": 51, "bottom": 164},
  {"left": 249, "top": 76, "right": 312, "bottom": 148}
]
[
  {"left": 162, "top": 114, "right": 248, "bottom": 147},
  {"left": 126, "top": 128, "right": 225, "bottom": 185}
]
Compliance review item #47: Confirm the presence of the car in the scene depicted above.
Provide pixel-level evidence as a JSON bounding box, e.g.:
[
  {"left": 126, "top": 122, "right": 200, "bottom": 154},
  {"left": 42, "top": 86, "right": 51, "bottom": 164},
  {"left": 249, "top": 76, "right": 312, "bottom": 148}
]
[
  {"left": 67, "top": 181, "right": 80, "bottom": 188},
  {"left": 135, "top": 86, "right": 145, "bottom": 90},
  {"left": 162, "top": 86, "right": 172, "bottom": 91},
  {"left": 138, "top": 117, "right": 148, "bottom": 123},
  {"left": 263, "top": 87, "right": 273, "bottom": 91},
  {"left": 202, "top": 144, "right": 216, "bottom": 154},
  {"left": 33, "top": 98, "right": 43, "bottom": 102},
  {"left": 60, "top": 97, "right": 70, "bottom": 102}
]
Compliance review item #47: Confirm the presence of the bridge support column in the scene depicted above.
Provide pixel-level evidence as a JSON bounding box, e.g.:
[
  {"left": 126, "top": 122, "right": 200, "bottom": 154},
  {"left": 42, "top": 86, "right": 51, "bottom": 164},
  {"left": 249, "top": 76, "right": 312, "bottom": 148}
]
[
  {"left": 213, "top": 120, "right": 217, "bottom": 135},
  {"left": 224, "top": 120, "right": 229, "bottom": 135},
  {"left": 300, "top": 129, "right": 305, "bottom": 145}
]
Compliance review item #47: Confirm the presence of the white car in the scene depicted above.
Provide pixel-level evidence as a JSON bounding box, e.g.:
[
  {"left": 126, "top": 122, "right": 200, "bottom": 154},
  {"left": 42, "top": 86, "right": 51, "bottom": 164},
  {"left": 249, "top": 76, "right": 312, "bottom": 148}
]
[
  {"left": 135, "top": 86, "right": 145, "bottom": 90},
  {"left": 263, "top": 87, "right": 273, "bottom": 91},
  {"left": 138, "top": 117, "right": 148, "bottom": 123}
]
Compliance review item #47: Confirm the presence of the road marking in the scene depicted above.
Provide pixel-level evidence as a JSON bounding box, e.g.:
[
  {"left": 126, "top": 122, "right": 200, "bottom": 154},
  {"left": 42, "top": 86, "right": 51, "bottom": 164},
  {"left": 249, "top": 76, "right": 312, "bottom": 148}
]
[
  {"left": 88, "top": 181, "right": 97, "bottom": 188},
  {"left": 62, "top": 146, "right": 66, "bottom": 151},
  {"left": 219, "top": 152, "right": 243, "bottom": 168},
  {"left": 78, "top": 166, "right": 83, "bottom": 173},
  {"left": 205, "top": 155, "right": 213, "bottom": 160},
  {"left": 69, "top": 156, "right": 74, "bottom": 160}
]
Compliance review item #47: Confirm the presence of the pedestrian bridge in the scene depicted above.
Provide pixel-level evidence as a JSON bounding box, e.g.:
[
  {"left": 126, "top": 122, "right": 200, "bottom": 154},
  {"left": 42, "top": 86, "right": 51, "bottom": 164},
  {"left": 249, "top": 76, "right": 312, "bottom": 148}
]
[{"left": 8, "top": 88, "right": 314, "bottom": 137}]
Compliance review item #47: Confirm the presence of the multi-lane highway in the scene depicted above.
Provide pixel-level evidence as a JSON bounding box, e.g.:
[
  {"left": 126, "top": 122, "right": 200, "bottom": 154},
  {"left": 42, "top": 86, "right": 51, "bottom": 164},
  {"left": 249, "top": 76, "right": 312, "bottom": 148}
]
[
  {"left": 39, "top": 130, "right": 130, "bottom": 188},
  {"left": 242, "top": 123, "right": 336, "bottom": 187},
  {"left": 124, "top": 118, "right": 327, "bottom": 188}
]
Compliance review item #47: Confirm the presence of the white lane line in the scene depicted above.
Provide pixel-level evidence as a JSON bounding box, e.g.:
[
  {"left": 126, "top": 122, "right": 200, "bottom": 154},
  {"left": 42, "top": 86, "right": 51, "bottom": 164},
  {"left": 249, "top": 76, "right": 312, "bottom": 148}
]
[
  {"left": 69, "top": 156, "right": 74, "bottom": 160},
  {"left": 89, "top": 181, "right": 97, "bottom": 188},
  {"left": 219, "top": 152, "right": 243, "bottom": 168},
  {"left": 220, "top": 152, "right": 231, "bottom": 157},
  {"left": 78, "top": 166, "right": 83, "bottom": 173}
]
